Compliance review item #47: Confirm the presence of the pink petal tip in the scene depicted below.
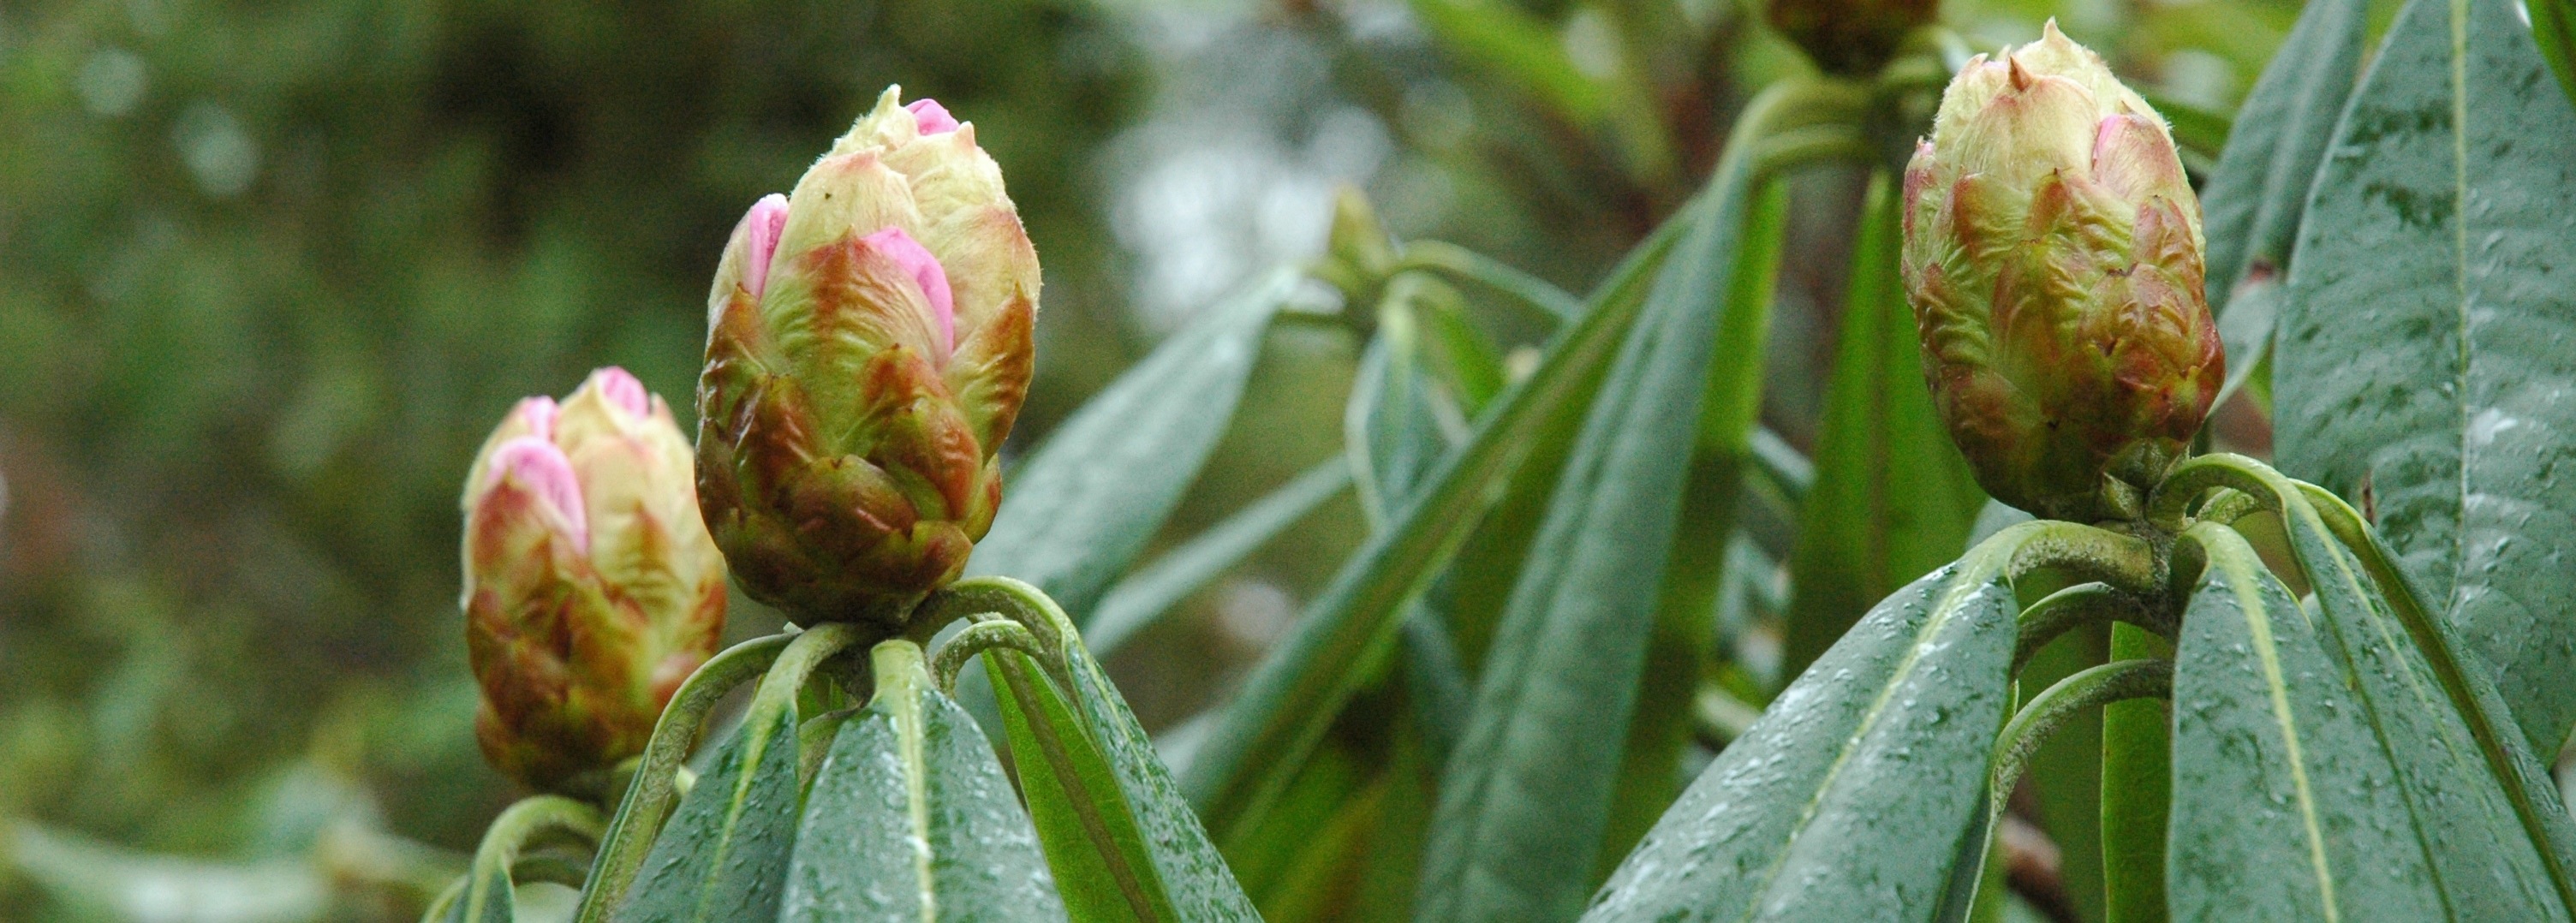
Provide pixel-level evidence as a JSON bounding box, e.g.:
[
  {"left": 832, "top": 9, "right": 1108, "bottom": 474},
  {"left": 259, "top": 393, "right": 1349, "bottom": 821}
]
[
  {"left": 486, "top": 436, "right": 590, "bottom": 553},
  {"left": 743, "top": 194, "right": 790, "bottom": 300},
  {"left": 906, "top": 98, "right": 959, "bottom": 134},
  {"left": 861, "top": 227, "right": 955, "bottom": 358},
  {"left": 509, "top": 396, "right": 559, "bottom": 441},
  {"left": 587, "top": 366, "right": 651, "bottom": 417}
]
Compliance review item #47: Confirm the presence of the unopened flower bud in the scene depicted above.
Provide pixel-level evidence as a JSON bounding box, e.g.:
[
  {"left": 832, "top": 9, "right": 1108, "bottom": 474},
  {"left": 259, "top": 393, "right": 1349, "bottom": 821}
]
[
  {"left": 462, "top": 367, "right": 727, "bottom": 793},
  {"left": 1900, "top": 23, "right": 2222, "bottom": 521},
  {"left": 698, "top": 87, "right": 1038, "bottom": 626}
]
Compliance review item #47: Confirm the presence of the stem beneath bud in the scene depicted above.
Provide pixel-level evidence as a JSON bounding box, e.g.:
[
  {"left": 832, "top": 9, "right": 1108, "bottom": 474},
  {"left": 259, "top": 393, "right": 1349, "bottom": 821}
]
[{"left": 1989, "top": 658, "right": 2173, "bottom": 829}]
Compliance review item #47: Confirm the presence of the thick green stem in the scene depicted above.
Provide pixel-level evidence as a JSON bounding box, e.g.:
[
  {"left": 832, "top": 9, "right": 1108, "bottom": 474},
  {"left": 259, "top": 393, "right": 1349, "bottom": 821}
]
[
  {"left": 2102, "top": 622, "right": 2174, "bottom": 923},
  {"left": 1990, "top": 658, "right": 2173, "bottom": 823},
  {"left": 915, "top": 576, "right": 1084, "bottom": 710},
  {"left": 574, "top": 624, "right": 862, "bottom": 923},
  {"left": 2012, "top": 582, "right": 2167, "bottom": 673},
  {"left": 931, "top": 618, "right": 1048, "bottom": 694},
  {"left": 438, "top": 795, "right": 602, "bottom": 923}
]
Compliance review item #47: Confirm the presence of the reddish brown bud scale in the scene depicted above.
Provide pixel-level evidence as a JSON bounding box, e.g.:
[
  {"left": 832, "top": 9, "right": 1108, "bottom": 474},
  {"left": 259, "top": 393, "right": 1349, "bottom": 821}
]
[{"left": 1900, "top": 23, "right": 2223, "bottom": 521}]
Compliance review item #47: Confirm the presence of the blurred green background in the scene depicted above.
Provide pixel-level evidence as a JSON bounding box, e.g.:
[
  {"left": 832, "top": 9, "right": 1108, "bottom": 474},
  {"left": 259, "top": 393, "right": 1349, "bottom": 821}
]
[{"left": 0, "top": 0, "right": 2296, "bottom": 917}]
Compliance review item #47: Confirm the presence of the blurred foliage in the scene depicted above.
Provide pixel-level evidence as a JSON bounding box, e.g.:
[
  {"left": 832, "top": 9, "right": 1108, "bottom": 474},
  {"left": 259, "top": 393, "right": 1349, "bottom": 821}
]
[{"left": 0, "top": 0, "right": 2297, "bottom": 917}]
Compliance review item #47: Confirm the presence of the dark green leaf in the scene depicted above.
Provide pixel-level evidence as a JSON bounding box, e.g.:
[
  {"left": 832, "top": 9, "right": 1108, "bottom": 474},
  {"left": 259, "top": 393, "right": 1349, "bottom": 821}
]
[
  {"left": 2271, "top": 0, "right": 2576, "bottom": 755},
  {"left": 1417, "top": 174, "right": 1756, "bottom": 922},
  {"left": 1581, "top": 557, "right": 2019, "bottom": 921},
  {"left": 2162, "top": 456, "right": 2576, "bottom": 914},
  {"left": 987, "top": 596, "right": 1261, "bottom": 923},
  {"left": 2276, "top": 499, "right": 2576, "bottom": 915},
  {"left": 2169, "top": 526, "right": 2442, "bottom": 920},
  {"left": 615, "top": 626, "right": 861, "bottom": 922},
  {"left": 1781, "top": 172, "right": 1984, "bottom": 682},
  {"left": 2197, "top": 0, "right": 2365, "bottom": 316},
  {"left": 968, "top": 266, "right": 1297, "bottom": 617},
  {"left": 615, "top": 708, "right": 803, "bottom": 923},
  {"left": 989, "top": 649, "right": 1178, "bottom": 923},
  {"left": 779, "top": 642, "right": 1065, "bottom": 922}
]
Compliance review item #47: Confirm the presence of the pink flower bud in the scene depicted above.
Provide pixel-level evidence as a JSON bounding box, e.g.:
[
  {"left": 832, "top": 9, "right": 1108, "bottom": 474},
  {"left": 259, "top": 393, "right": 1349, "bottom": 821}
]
[
  {"left": 461, "top": 367, "right": 726, "bottom": 793},
  {"left": 1901, "top": 22, "right": 2222, "bottom": 521},
  {"left": 698, "top": 86, "right": 1037, "bottom": 627}
]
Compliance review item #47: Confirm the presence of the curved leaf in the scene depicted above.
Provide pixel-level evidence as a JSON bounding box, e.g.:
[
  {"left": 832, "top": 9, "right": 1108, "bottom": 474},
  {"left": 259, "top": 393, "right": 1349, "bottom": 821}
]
[
  {"left": 2164, "top": 456, "right": 2576, "bottom": 915},
  {"left": 1177, "top": 176, "right": 1700, "bottom": 841},
  {"left": 1416, "top": 127, "right": 1771, "bottom": 923},
  {"left": 968, "top": 266, "right": 1296, "bottom": 617},
  {"left": 2272, "top": 0, "right": 2576, "bottom": 755},
  {"left": 1581, "top": 548, "right": 2021, "bottom": 921},
  {"left": 977, "top": 585, "right": 1261, "bottom": 923},
  {"left": 2278, "top": 493, "right": 2576, "bottom": 916},
  {"left": 445, "top": 796, "right": 600, "bottom": 923},
  {"left": 615, "top": 708, "right": 802, "bottom": 923},
  {"left": 2168, "top": 526, "right": 2445, "bottom": 920},
  {"left": 615, "top": 626, "right": 860, "bottom": 922},
  {"left": 779, "top": 641, "right": 1064, "bottom": 922}
]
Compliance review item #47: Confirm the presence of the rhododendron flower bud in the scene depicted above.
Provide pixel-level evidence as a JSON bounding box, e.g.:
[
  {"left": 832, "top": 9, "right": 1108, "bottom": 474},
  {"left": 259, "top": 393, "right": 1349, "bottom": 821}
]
[
  {"left": 1900, "top": 23, "right": 2222, "bottom": 521},
  {"left": 699, "top": 87, "right": 1037, "bottom": 626},
  {"left": 462, "top": 367, "right": 727, "bottom": 793}
]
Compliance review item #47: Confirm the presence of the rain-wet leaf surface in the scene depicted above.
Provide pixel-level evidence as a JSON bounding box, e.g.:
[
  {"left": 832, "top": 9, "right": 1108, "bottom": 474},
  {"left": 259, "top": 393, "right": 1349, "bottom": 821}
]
[
  {"left": 2168, "top": 530, "right": 2445, "bottom": 921},
  {"left": 2273, "top": 0, "right": 2576, "bottom": 756},
  {"left": 615, "top": 709, "right": 802, "bottom": 923},
  {"left": 778, "top": 676, "right": 1064, "bottom": 922},
  {"left": 1579, "top": 564, "right": 2015, "bottom": 922}
]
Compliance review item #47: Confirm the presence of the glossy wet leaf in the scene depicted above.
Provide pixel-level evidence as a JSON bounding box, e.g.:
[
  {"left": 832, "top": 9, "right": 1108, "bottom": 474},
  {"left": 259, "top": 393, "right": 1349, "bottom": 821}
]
[
  {"left": 1781, "top": 173, "right": 1983, "bottom": 682},
  {"left": 1581, "top": 559, "right": 2018, "bottom": 921},
  {"left": 989, "top": 603, "right": 1261, "bottom": 923},
  {"left": 2270, "top": 491, "right": 2576, "bottom": 915},
  {"left": 614, "top": 708, "right": 803, "bottom": 923},
  {"left": 2271, "top": 0, "right": 2576, "bottom": 756},
  {"left": 2168, "top": 527, "right": 2445, "bottom": 920},
  {"left": 1416, "top": 137, "right": 1768, "bottom": 923},
  {"left": 779, "top": 643, "right": 1064, "bottom": 922},
  {"left": 2164, "top": 457, "right": 2576, "bottom": 915},
  {"left": 968, "top": 266, "right": 1297, "bottom": 617}
]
